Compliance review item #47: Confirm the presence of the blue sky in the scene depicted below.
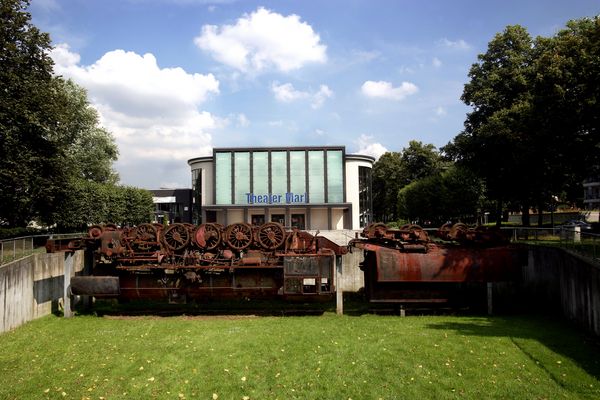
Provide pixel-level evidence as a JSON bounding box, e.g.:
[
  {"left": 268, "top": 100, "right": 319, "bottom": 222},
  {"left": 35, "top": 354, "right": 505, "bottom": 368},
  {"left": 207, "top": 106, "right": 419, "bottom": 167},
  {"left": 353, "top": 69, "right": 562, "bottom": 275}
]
[{"left": 30, "top": 0, "right": 599, "bottom": 189}]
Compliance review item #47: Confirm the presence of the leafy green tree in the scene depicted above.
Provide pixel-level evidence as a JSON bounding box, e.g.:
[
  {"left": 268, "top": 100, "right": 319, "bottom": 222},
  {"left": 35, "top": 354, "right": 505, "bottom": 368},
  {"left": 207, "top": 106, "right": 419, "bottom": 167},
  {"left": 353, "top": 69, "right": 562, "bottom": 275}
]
[
  {"left": 372, "top": 152, "right": 403, "bottom": 222},
  {"left": 530, "top": 17, "right": 600, "bottom": 213},
  {"left": 373, "top": 142, "right": 447, "bottom": 222},
  {"left": 447, "top": 20, "right": 600, "bottom": 226},
  {"left": 0, "top": 0, "right": 63, "bottom": 226},
  {"left": 400, "top": 140, "right": 446, "bottom": 184},
  {"left": 397, "top": 166, "right": 484, "bottom": 225},
  {"left": 444, "top": 25, "right": 536, "bottom": 226}
]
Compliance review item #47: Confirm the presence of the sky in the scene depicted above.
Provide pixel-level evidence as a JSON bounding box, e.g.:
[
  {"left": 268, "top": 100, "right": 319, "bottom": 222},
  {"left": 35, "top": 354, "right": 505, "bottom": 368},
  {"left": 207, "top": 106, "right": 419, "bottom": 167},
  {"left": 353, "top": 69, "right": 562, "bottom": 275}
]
[{"left": 30, "top": 0, "right": 600, "bottom": 189}]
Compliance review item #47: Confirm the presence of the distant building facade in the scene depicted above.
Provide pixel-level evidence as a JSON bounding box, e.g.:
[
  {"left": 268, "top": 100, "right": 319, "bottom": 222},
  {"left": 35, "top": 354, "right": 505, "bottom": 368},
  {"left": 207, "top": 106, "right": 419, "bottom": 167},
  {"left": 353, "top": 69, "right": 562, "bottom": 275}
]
[
  {"left": 187, "top": 146, "right": 374, "bottom": 230},
  {"left": 150, "top": 188, "right": 193, "bottom": 223},
  {"left": 583, "top": 175, "right": 600, "bottom": 210}
]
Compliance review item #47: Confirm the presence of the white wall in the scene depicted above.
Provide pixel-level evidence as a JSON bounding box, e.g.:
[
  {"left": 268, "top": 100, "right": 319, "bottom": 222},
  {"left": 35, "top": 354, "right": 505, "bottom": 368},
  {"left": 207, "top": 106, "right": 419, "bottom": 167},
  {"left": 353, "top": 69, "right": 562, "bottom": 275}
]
[
  {"left": 345, "top": 158, "right": 373, "bottom": 229},
  {"left": 311, "top": 208, "right": 329, "bottom": 230},
  {"left": 331, "top": 209, "right": 344, "bottom": 230},
  {"left": 227, "top": 209, "right": 244, "bottom": 224}
]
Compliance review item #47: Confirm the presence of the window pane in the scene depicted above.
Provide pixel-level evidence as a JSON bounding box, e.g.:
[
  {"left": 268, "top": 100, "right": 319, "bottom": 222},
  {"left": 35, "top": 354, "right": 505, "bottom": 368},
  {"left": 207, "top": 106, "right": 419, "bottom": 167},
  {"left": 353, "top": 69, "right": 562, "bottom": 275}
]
[
  {"left": 271, "top": 151, "right": 287, "bottom": 196},
  {"left": 234, "top": 152, "right": 250, "bottom": 204},
  {"left": 308, "top": 150, "right": 325, "bottom": 203},
  {"left": 327, "top": 150, "right": 343, "bottom": 203},
  {"left": 215, "top": 152, "right": 231, "bottom": 204},
  {"left": 253, "top": 152, "right": 268, "bottom": 195},
  {"left": 289, "top": 151, "right": 305, "bottom": 196}
]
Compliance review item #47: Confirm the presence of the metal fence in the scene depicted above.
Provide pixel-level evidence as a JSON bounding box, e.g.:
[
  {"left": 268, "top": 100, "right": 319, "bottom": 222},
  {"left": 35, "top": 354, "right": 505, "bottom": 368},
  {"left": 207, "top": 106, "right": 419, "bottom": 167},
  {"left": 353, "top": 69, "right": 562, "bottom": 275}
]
[
  {"left": 0, "top": 233, "right": 83, "bottom": 266},
  {"left": 505, "top": 226, "right": 600, "bottom": 264}
]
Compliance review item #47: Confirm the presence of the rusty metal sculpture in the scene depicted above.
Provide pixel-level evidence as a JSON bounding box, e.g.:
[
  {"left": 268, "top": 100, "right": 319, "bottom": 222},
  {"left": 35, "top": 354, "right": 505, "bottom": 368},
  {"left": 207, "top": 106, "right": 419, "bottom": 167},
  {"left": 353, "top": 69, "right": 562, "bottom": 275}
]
[
  {"left": 48, "top": 222, "right": 346, "bottom": 303},
  {"left": 349, "top": 222, "right": 520, "bottom": 306}
]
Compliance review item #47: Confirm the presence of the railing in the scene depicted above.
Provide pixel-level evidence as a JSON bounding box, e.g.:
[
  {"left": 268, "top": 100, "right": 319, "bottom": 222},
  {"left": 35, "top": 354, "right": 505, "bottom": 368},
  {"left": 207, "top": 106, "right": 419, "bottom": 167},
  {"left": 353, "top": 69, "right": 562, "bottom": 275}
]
[
  {"left": 0, "top": 233, "right": 84, "bottom": 266},
  {"left": 505, "top": 227, "right": 600, "bottom": 264}
]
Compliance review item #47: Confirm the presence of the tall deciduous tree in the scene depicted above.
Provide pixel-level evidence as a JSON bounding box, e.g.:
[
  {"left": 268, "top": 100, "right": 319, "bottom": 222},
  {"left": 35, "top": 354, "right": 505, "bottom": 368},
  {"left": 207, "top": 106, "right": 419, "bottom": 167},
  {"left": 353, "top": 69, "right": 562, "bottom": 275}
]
[
  {"left": 373, "top": 142, "right": 446, "bottom": 222},
  {"left": 447, "top": 19, "right": 600, "bottom": 226},
  {"left": 444, "top": 25, "right": 536, "bottom": 226},
  {"left": 372, "top": 152, "right": 403, "bottom": 222},
  {"left": 0, "top": 0, "right": 61, "bottom": 226}
]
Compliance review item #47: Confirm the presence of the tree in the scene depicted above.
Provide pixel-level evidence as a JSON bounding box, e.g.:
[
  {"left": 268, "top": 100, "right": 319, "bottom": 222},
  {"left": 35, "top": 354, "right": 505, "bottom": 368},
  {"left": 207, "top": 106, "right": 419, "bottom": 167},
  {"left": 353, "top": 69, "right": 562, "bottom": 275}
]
[
  {"left": 55, "top": 79, "right": 119, "bottom": 184},
  {"left": 444, "top": 25, "right": 536, "bottom": 226},
  {"left": 0, "top": 0, "right": 61, "bottom": 226},
  {"left": 397, "top": 166, "right": 484, "bottom": 225},
  {"left": 446, "top": 19, "right": 600, "bottom": 226},
  {"left": 373, "top": 142, "right": 447, "bottom": 222},
  {"left": 530, "top": 17, "right": 600, "bottom": 212},
  {"left": 372, "top": 152, "right": 403, "bottom": 222},
  {"left": 0, "top": 1, "right": 127, "bottom": 228},
  {"left": 400, "top": 140, "right": 446, "bottom": 184}
]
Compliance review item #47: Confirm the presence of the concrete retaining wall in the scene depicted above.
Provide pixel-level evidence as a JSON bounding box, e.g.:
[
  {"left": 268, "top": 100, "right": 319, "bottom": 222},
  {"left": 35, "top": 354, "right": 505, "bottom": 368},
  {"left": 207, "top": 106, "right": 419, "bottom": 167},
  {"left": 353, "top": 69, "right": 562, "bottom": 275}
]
[
  {"left": 523, "top": 247, "right": 600, "bottom": 335},
  {"left": 0, "top": 250, "right": 84, "bottom": 333}
]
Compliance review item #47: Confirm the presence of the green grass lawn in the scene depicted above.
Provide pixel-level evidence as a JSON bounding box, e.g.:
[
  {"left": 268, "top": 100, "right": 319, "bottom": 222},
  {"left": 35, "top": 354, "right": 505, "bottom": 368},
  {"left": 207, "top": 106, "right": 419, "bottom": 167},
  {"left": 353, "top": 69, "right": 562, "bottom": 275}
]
[{"left": 1, "top": 313, "right": 599, "bottom": 400}]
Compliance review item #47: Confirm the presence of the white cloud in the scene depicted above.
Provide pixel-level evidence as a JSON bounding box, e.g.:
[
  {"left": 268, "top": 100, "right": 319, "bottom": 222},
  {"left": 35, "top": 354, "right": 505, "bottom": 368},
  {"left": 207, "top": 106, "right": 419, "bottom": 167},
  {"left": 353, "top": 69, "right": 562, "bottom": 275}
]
[
  {"left": 268, "top": 120, "right": 284, "bottom": 127},
  {"left": 311, "top": 85, "right": 333, "bottom": 109},
  {"left": 435, "top": 106, "right": 447, "bottom": 116},
  {"left": 194, "top": 7, "right": 327, "bottom": 74},
  {"left": 237, "top": 113, "right": 250, "bottom": 127},
  {"left": 355, "top": 134, "right": 388, "bottom": 160},
  {"left": 361, "top": 80, "right": 418, "bottom": 101},
  {"left": 271, "top": 82, "right": 309, "bottom": 102},
  {"left": 50, "top": 43, "right": 220, "bottom": 188},
  {"left": 438, "top": 38, "right": 471, "bottom": 50},
  {"left": 271, "top": 82, "right": 333, "bottom": 108},
  {"left": 432, "top": 57, "right": 442, "bottom": 68}
]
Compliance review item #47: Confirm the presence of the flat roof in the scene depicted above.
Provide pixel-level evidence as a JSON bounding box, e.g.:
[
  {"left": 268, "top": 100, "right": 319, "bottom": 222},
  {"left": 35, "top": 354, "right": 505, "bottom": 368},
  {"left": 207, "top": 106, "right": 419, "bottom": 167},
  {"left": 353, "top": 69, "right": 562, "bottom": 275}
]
[{"left": 188, "top": 146, "right": 375, "bottom": 165}]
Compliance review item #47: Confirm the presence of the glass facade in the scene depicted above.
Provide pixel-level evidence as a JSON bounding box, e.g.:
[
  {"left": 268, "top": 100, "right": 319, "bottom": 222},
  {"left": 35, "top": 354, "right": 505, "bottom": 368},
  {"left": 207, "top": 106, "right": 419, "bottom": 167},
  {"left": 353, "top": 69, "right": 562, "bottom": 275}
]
[
  {"left": 271, "top": 151, "right": 287, "bottom": 196},
  {"left": 289, "top": 151, "right": 306, "bottom": 195},
  {"left": 213, "top": 148, "right": 346, "bottom": 206},
  {"left": 192, "top": 169, "right": 202, "bottom": 224},
  {"left": 326, "top": 150, "right": 344, "bottom": 203},
  {"left": 253, "top": 152, "right": 269, "bottom": 195},
  {"left": 358, "top": 166, "right": 373, "bottom": 227},
  {"left": 308, "top": 150, "right": 325, "bottom": 203},
  {"left": 215, "top": 152, "right": 232, "bottom": 204},
  {"left": 234, "top": 152, "right": 250, "bottom": 204}
]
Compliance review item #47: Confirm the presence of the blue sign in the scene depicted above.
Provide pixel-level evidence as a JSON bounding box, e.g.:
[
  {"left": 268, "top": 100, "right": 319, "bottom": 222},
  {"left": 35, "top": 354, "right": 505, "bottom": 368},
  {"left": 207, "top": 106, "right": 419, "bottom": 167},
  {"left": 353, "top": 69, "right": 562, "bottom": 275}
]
[{"left": 246, "top": 192, "right": 307, "bottom": 204}]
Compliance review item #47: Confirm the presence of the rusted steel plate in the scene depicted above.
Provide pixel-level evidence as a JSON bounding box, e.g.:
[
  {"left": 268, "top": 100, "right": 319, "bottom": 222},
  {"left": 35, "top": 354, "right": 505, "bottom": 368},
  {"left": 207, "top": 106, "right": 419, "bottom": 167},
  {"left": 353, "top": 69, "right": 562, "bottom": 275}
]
[{"left": 375, "top": 245, "right": 520, "bottom": 282}]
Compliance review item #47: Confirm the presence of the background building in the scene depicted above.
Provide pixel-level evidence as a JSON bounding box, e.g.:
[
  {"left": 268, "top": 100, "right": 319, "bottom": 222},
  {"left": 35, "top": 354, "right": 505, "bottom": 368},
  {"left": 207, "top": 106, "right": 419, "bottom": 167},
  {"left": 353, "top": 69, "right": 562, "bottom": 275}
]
[
  {"left": 583, "top": 175, "right": 600, "bottom": 210},
  {"left": 150, "top": 189, "right": 193, "bottom": 223},
  {"left": 188, "top": 146, "right": 374, "bottom": 230}
]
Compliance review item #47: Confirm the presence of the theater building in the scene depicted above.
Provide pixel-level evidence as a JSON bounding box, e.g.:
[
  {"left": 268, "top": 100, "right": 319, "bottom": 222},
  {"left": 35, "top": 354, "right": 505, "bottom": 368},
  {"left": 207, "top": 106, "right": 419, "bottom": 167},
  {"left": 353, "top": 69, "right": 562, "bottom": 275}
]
[{"left": 188, "top": 146, "right": 374, "bottom": 230}]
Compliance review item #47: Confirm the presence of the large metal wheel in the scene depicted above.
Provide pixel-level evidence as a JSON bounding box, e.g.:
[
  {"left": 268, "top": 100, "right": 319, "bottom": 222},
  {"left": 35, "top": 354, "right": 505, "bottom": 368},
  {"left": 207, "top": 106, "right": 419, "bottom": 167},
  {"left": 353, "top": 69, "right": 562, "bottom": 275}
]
[
  {"left": 193, "top": 223, "right": 221, "bottom": 250},
  {"left": 132, "top": 223, "right": 158, "bottom": 251},
  {"left": 135, "top": 223, "right": 158, "bottom": 242},
  {"left": 257, "top": 222, "right": 286, "bottom": 250},
  {"left": 163, "top": 223, "right": 191, "bottom": 251},
  {"left": 224, "top": 223, "right": 253, "bottom": 250}
]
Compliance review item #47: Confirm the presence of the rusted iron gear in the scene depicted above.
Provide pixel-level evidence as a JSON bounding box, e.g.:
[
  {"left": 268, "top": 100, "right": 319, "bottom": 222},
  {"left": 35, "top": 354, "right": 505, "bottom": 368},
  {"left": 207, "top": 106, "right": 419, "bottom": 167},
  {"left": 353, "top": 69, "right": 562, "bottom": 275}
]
[
  {"left": 363, "top": 222, "right": 387, "bottom": 238},
  {"left": 257, "top": 222, "right": 286, "bottom": 250},
  {"left": 193, "top": 223, "right": 221, "bottom": 250},
  {"left": 88, "top": 224, "right": 103, "bottom": 239},
  {"left": 224, "top": 223, "right": 253, "bottom": 250},
  {"left": 135, "top": 223, "right": 158, "bottom": 242},
  {"left": 163, "top": 223, "right": 191, "bottom": 251}
]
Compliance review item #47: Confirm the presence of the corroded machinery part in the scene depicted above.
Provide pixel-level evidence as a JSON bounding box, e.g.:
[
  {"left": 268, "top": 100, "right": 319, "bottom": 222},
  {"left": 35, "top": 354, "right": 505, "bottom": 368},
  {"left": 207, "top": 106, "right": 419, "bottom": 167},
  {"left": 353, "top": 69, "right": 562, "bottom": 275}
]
[
  {"left": 224, "top": 222, "right": 253, "bottom": 250},
  {"left": 163, "top": 223, "right": 191, "bottom": 251},
  {"left": 88, "top": 224, "right": 104, "bottom": 239},
  {"left": 362, "top": 222, "right": 387, "bottom": 238},
  {"left": 193, "top": 223, "right": 221, "bottom": 250},
  {"left": 256, "top": 222, "right": 286, "bottom": 250}
]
